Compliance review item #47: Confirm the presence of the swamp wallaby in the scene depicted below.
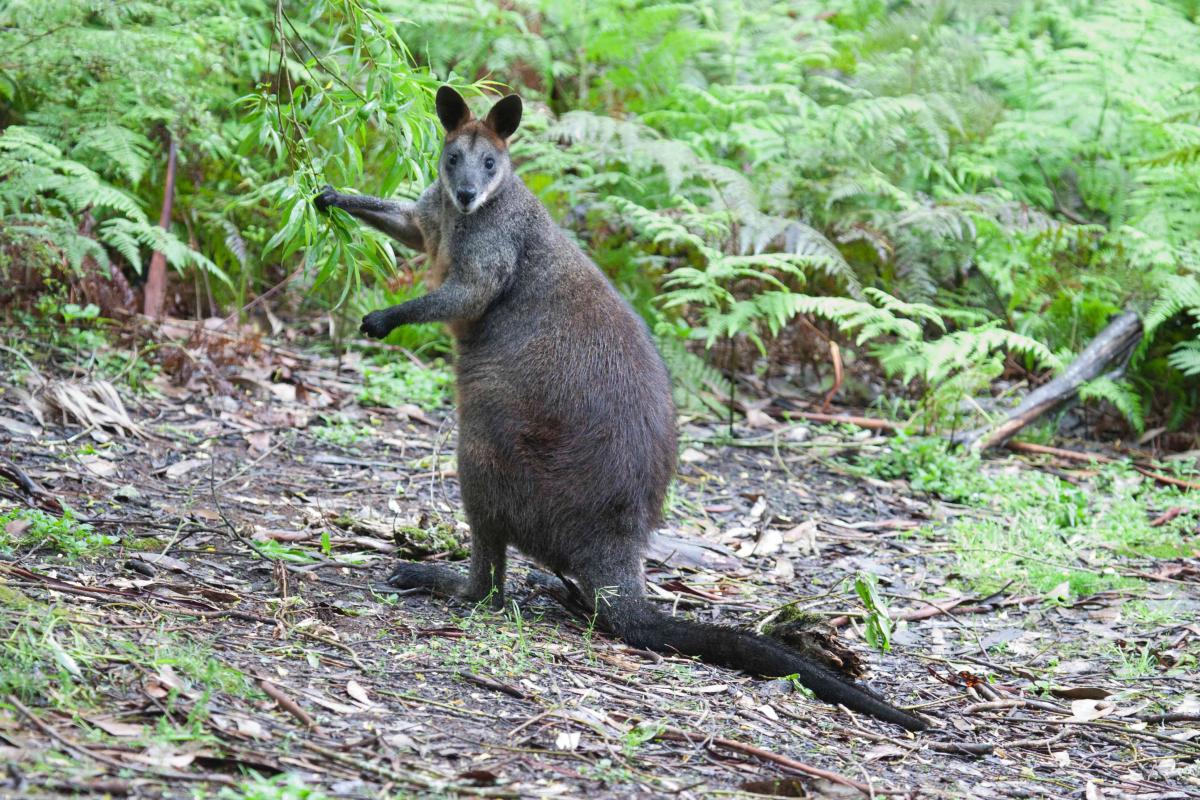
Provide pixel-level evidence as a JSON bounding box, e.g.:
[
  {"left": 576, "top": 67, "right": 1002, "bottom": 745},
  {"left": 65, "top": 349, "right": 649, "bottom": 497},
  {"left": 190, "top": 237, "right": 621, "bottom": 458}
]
[{"left": 315, "top": 86, "right": 927, "bottom": 732}]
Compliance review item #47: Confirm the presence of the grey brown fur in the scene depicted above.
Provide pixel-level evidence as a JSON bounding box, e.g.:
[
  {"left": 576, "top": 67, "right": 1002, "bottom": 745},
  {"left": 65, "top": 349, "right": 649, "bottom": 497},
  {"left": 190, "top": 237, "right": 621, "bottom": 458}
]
[{"left": 314, "top": 86, "right": 927, "bottom": 732}]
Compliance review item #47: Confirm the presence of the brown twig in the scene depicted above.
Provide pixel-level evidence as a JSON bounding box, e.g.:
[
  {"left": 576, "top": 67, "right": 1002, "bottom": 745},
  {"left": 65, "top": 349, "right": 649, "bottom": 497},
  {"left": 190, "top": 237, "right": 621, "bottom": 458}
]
[
  {"left": 259, "top": 678, "right": 317, "bottom": 728},
  {"left": 789, "top": 410, "right": 901, "bottom": 431},
  {"left": 8, "top": 693, "right": 235, "bottom": 785},
  {"left": 820, "top": 340, "right": 843, "bottom": 413},
  {"left": 1007, "top": 441, "right": 1200, "bottom": 491},
  {"left": 0, "top": 456, "right": 62, "bottom": 512},
  {"left": 455, "top": 671, "right": 528, "bottom": 700},
  {"left": 611, "top": 712, "right": 904, "bottom": 796},
  {"left": 301, "top": 740, "right": 521, "bottom": 797}
]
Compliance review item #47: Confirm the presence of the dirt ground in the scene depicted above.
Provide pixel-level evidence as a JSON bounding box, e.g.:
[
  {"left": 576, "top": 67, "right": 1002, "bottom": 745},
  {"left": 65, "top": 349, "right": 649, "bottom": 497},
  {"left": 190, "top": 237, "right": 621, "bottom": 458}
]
[{"left": 1, "top": 325, "right": 1198, "bottom": 799}]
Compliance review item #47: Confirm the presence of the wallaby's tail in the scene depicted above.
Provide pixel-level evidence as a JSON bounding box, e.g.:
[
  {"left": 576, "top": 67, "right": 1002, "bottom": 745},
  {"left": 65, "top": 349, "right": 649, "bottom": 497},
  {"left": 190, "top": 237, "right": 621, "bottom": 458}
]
[{"left": 606, "top": 596, "right": 928, "bottom": 732}]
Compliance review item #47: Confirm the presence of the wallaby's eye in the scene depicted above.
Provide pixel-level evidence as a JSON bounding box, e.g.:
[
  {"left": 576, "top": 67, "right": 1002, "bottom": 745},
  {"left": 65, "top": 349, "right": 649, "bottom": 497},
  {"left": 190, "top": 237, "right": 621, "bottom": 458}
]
[
  {"left": 447, "top": 153, "right": 458, "bottom": 167},
  {"left": 484, "top": 157, "right": 495, "bottom": 170}
]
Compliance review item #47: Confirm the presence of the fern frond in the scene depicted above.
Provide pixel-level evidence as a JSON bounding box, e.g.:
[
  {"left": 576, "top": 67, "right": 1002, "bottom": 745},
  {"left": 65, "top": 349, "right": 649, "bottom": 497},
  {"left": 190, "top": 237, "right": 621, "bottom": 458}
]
[
  {"left": 1145, "top": 275, "right": 1200, "bottom": 333},
  {"left": 1079, "top": 376, "right": 1145, "bottom": 432}
]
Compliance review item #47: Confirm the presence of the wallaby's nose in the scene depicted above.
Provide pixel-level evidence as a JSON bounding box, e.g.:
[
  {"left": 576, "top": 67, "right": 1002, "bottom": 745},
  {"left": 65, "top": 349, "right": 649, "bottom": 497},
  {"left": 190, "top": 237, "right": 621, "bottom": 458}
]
[{"left": 456, "top": 188, "right": 476, "bottom": 208}]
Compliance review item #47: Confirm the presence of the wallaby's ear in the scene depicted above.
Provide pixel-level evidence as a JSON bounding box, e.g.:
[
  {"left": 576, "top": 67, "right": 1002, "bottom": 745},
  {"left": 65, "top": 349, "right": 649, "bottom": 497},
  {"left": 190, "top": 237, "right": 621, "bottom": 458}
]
[
  {"left": 484, "top": 94, "right": 523, "bottom": 140},
  {"left": 436, "top": 86, "right": 472, "bottom": 133}
]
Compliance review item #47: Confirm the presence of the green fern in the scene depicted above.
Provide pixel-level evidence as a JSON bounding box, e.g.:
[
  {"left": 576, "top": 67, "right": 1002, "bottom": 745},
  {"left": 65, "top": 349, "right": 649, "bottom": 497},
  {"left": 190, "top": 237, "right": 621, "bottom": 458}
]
[{"left": 1079, "top": 377, "right": 1146, "bottom": 432}]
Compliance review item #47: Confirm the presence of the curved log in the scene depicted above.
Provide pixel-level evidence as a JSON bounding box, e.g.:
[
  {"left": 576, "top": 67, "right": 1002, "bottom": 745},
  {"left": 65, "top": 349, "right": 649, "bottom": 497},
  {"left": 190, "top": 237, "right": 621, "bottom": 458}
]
[{"left": 964, "top": 311, "right": 1143, "bottom": 452}]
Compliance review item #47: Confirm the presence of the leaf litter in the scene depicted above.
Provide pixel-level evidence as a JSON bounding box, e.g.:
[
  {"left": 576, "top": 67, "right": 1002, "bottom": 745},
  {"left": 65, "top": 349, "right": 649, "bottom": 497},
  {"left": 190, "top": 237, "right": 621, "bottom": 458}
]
[{"left": 0, "top": 327, "right": 1197, "bottom": 798}]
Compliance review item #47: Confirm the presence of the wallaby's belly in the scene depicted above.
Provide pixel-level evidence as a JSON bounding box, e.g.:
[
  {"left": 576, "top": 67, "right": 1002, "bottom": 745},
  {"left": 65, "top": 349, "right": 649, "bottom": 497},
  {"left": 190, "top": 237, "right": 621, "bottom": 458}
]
[{"left": 453, "top": 290, "right": 676, "bottom": 570}]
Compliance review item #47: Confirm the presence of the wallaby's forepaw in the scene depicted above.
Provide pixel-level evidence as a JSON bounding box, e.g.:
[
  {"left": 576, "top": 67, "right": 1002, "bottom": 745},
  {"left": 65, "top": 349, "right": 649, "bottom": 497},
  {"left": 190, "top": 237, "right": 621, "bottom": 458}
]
[
  {"left": 360, "top": 310, "right": 393, "bottom": 339},
  {"left": 314, "top": 184, "right": 338, "bottom": 213}
]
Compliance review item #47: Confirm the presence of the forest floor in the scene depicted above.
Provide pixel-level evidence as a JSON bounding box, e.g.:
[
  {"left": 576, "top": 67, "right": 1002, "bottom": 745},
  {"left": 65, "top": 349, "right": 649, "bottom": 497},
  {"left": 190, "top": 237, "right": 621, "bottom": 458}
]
[{"left": 1, "top": 318, "right": 1199, "bottom": 799}]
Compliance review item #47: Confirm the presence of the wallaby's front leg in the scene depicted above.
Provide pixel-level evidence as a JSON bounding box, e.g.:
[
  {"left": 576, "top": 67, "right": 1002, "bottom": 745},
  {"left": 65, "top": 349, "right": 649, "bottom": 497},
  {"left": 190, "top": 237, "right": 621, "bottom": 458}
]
[
  {"left": 315, "top": 185, "right": 424, "bottom": 250},
  {"left": 359, "top": 280, "right": 494, "bottom": 338},
  {"left": 360, "top": 234, "right": 517, "bottom": 340}
]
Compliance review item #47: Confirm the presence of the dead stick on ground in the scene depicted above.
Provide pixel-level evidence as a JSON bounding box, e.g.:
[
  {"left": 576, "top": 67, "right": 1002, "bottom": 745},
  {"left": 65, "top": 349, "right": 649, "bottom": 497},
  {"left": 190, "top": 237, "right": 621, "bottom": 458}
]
[
  {"left": 259, "top": 678, "right": 317, "bottom": 728},
  {"left": 790, "top": 411, "right": 901, "bottom": 431},
  {"left": 302, "top": 740, "right": 521, "bottom": 797},
  {"left": 789, "top": 414, "right": 1196, "bottom": 492},
  {"left": 0, "top": 456, "right": 62, "bottom": 512},
  {"left": 8, "top": 693, "right": 236, "bottom": 785},
  {"left": 1007, "top": 441, "right": 1200, "bottom": 490},
  {"left": 612, "top": 713, "right": 902, "bottom": 796}
]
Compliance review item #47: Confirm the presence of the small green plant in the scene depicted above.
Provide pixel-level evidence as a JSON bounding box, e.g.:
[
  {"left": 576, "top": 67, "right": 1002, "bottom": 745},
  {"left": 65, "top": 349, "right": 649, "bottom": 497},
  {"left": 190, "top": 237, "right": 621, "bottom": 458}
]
[
  {"left": 0, "top": 605, "right": 95, "bottom": 706},
  {"left": 250, "top": 540, "right": 322, "bottom": 564},
  {"left": 917, "top": 459, "right": 1199, "bottom": 597},
  {"left": 621, "top": 721, "right": 664, "bottom": 757},
  {"left": 0, "top": 507, "right": 116, "bottom": 559},
  {"left": 854, "top": 574, "right": 893, "bottom": 653},
  {"left": 855, "top": 434, "right": 986, "bottom": 503},
  {"left": 358, "top": 358, "right": 454, "bottom": 410},
  {"left": 580, "top": 757, "right": 635, "bottom": 787},
  {"left": 394, "top": 521, "right": 468, "bottom": 560},
  {"left": 311, "top": 413, "right": 372, "bottom": 447}
]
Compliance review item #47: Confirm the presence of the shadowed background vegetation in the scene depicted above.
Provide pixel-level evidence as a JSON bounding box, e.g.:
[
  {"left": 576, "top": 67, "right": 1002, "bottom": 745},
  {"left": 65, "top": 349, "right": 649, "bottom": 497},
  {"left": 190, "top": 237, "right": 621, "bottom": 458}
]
[{"left": 2, "top": 0, "right": 1198, "bottom": 440}]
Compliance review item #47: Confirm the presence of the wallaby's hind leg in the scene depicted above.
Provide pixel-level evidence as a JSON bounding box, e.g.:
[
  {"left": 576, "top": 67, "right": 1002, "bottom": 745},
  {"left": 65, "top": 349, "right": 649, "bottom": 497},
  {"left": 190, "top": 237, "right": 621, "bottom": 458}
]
[
  {"left": 572, "top": 553, "right": 656, "bottom": 646},
  {"left": 387, "top": 522, "right": 508, "bottom": 609}
]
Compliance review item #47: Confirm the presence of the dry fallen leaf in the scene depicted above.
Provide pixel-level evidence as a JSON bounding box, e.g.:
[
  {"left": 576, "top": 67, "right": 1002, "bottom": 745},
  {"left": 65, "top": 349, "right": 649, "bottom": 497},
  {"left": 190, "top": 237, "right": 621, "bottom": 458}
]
[
  {"left": 1068, "top": 699, "right": 1116, "bottom": 722},
  {"left": 164, "top": 458, "right": 208, "bottom": 480},
  {"left": 744, "top": 408, "right": 777, "bottom": 428},
  {"left": 346, "top": 679, "right": 373, "bottom": 706},
  {"left": 131, "top": 552, "right": 189, "bottom": 572},
  {"left": 1045, "top": 581, "right": 1071, "bottom": 603},
  {"left": 863, "top": 744, "right": 909, "bottom": 761},
  {"left": 554, "top": 730, "right": 581, "bottom": 751},
  {"left": 86, "top": 716, "right": 145, "bottom": 738},
  {"left": 245, "top": 430, "right": 272, "bottom": 454},
  {"left": 235, "top": 716, "right": 269, "bottom": 739},
  {"left": 144, "top": 665, "right": 188, "bottom": 699},
  {"left": 0, "top": 415, "right": 41, "bottom": 438},
  {"left": 80, "top": 454, "right": 118, "bottom": 478},
  {"left": 746, "top": 527, "right": 782, "bottom": 557}
]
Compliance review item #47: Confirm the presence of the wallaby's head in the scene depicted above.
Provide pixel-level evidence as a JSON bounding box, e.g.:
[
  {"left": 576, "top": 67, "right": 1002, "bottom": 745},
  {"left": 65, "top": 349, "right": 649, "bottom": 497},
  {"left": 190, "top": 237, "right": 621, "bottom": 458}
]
[{"left": 435, "top": 86, "right": 522, "bottom": 215}]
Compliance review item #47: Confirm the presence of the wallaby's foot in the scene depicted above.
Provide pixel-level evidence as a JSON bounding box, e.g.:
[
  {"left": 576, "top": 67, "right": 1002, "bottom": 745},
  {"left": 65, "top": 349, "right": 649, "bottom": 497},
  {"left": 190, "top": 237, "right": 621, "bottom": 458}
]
[
  {"left": 387, "top": 562, "right": 504, "bottom": 609},
  {"left": 525, "top": 569, "right": 562, "bottom": 591},
  {"left": 314, "top": 184, "right": 338, "bottom": 212},
  {"left": 525, "top": 569, "right": 595, "bottom": 620},
  {"left": 360, "top": 309, "right": 394, "bottom": 339}
]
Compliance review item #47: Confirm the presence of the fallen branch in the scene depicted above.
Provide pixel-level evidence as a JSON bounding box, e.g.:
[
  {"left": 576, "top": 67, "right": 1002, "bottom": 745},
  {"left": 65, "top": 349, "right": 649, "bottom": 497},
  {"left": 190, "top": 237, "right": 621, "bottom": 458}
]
[
  {"left": 1008, "top": 441, "right": 1200, "bottom": 491},
  {"left": 820, "top": 340, "right": 843, "bottom": 412},
  {"left": 963, "top": 311, "right": 1143, "bottom": 452},
  {"left": 0, "top": 456, "right": 62, "bottom": 512},
  {"left": 789, "top": 411, "right": 901, "bottom": 432},
  {"left": 611, "top": 712, "right": 903, "bottom": 796}
]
